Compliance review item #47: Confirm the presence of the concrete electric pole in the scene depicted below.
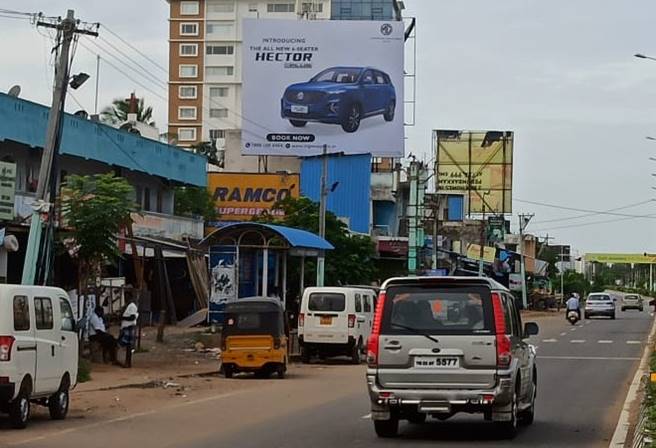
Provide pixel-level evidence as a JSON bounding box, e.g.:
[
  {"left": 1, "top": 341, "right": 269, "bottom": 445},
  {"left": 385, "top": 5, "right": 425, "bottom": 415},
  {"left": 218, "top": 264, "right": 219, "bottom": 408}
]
[
  {"left": 21, "top": 10, "right": 98, "bottom": 285},
  {"left": 518, "top": 213, "right": 534, "bottom": 309},
  {"left": 316, "top": 144, "right": 328, "bottom": 287}
]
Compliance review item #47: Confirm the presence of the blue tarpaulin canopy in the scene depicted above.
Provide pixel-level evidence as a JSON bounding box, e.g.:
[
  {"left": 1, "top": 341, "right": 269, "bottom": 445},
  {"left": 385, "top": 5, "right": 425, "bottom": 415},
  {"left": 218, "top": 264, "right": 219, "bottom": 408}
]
[{"left": 202, "top": 222, "right": 334, "bottom": 252}]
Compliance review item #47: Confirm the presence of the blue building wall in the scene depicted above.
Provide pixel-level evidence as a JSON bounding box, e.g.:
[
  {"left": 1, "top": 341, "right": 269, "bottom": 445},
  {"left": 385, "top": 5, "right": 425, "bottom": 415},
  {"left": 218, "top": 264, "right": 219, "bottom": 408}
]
[
  {"left": 447, "top": 195, "right": 464, "bottom": 221},
  {"left": 0, "top": 93, "right": 206, "bottom": 187},
  {"left": 331, "top": 0, "right": 398, "bottom": 20},
  {"left": 301, "top": 153, "right": 371, "bottom": 234}
]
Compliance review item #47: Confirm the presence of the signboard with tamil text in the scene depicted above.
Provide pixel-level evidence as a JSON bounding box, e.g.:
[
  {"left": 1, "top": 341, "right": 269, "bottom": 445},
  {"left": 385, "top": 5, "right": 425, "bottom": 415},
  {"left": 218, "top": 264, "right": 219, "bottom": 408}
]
[{"left": 0, "top": 161, "right": 16, "bottom": 221}]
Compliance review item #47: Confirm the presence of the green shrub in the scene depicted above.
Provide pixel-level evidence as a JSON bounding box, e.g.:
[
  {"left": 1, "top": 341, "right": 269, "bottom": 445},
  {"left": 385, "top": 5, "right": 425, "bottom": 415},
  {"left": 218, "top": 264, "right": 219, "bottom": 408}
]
[{"left": 77, "top": 357, "right": 92, "bottom": 383}]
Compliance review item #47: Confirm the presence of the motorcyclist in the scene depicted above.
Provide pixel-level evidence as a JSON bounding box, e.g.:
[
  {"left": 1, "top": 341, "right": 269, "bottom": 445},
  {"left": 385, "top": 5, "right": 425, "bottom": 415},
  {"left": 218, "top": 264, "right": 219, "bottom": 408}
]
[{"left": 565, "top": 292, "right": 581, "bottom": 321}]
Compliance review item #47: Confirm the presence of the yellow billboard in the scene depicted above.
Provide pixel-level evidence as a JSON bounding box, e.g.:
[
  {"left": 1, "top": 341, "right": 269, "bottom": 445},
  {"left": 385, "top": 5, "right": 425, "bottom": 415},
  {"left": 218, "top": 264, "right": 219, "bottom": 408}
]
[
  {"left": 435, "top": 130, "right": 513, "bottom": 214},
  {"left": 208, "top": 172, "right": 299, "bottom": 222},
  {"left": 585, "top": 253, "right": 656, "bottom": 264}
]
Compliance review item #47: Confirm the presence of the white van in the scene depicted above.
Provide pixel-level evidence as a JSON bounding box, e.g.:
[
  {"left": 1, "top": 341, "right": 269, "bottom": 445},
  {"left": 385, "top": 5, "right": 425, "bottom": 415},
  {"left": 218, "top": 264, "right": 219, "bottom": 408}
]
[
  {"left": 298, "top": 287, "right": 376, "bottom": 364},
  {"left": 0, "top": 285, "right": 78, "bottom": 428}
]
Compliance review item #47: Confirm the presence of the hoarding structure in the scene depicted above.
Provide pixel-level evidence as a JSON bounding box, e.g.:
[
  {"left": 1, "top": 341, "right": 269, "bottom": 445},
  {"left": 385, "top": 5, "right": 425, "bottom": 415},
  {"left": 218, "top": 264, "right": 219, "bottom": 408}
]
[
  {"left": 208, "top": 173, "right": 300, "bottom": 223},
  {"left": 585, "top": 253, "right": 656, "bottom": 264},
  {"left": 241, "top": 19, "right": 404, "bottom": 157},
  {"left": 434, "top": 130, "right": 513, "bottom": 214}
]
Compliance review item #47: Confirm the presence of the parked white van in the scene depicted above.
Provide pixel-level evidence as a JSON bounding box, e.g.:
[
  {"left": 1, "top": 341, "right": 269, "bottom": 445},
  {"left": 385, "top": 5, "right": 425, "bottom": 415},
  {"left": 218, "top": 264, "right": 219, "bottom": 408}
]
[
  {"left": 0, "top": 285, "right": 78, "bottom": 428},
  {"left": 298, "top": 287, "right": 376, "bottom": 364}
]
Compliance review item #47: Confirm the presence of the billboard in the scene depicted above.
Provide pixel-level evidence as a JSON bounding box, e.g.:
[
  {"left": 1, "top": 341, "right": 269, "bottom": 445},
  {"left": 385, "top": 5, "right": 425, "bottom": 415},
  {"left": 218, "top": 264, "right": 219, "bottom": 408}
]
[
  {"left": 0, "top": 161, "right": 16, "bottom": 221},
  {"left": 586, "top": 253, "right": 656, "bottom": 264},
  {"left": 208, "top": 172, "right": 299, "bottom": 222},
  {"left": 241, "top": 19, "right": 404, "bottom": 157},
  {"left": 435, "top": 130, "right": 513, "bottom": 214}
]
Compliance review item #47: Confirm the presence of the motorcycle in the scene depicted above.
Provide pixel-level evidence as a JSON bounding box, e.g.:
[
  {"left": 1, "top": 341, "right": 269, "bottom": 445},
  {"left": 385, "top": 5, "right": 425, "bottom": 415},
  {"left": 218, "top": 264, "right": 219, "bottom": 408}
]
[{"left": 566, "top": 310, "right": 580, "bottom": 325}]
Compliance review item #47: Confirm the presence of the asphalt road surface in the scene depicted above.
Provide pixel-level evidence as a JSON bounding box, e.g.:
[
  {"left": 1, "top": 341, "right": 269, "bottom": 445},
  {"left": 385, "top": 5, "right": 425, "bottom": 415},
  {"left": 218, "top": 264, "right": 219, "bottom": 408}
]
[{"left": 3, "top": 307, "right": 653, "bottom": 448}]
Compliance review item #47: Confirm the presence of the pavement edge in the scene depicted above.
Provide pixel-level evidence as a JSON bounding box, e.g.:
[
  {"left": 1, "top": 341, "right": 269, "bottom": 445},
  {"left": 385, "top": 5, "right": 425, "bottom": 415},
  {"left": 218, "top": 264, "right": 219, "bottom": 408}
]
[{"left": 609, "top": 312, "right": 656, "bottom": 447}]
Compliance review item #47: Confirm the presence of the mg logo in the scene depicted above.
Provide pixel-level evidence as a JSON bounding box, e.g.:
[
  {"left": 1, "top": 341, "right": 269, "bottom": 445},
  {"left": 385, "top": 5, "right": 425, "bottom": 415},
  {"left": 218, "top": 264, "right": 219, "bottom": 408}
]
[
  {"left": 380, "top": 23, "right": 393, "bottom": 36},
  {"left": 296, "top": 92, "right": 305, "bottom": 101}
]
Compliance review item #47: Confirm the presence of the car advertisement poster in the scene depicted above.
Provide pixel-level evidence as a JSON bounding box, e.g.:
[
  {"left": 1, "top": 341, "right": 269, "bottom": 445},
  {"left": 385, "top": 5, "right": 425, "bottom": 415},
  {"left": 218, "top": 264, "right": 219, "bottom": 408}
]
[{"left": 242, "top": 19, "right": 404, "bottom": 157}]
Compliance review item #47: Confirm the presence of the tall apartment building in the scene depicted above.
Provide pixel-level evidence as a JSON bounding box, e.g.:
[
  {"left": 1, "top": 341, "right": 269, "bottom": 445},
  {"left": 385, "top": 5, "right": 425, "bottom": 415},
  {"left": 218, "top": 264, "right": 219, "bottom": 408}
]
[{"left": 167, "top": 0, "right": 401, "bottom": 171}]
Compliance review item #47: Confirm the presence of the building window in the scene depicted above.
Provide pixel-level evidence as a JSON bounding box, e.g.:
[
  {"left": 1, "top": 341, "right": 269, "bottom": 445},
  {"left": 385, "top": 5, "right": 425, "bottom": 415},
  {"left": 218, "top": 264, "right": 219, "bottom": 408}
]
[
  {"left": 248, "top": 3, "right": 258, "bottom": 12},
  {"left": 206, "top": 66, "right": 234, "bottom": 76},
  {"left": 207, "top": 1, "right": 235, "bottom": 13},
  {"left": 206, "top": 22, "right": 233, "bottom": 36},
  {"left": 178, "top": 106, "right": 197, "bottom": 120},
  {"left": 156, "top": 190, "right": 164, "bottom": 213},
  {"left": 144, "top": 187, "right": 151, "bottom": 211},
  {"left": 206, "top": 44, "right": 234, "bottom": 55},
  {"left": 267, "top": 3, "right": 295, "bottom": 13},
  {"left": 180, "top": 1, "right": 200, "bottom": 15},
  {"left": 302, "top": 2, "right": 323, "bottom": 13},
  {"left": 180, "top": 22, "right": 199, "bottom": 36},
  {"left": 209, "top": 108, "right": 229, "bottom": 118},
  {"left": 209, "top": 86, "right": 229, "bottom": 97},
  {"left": 178, "top": 85, "right": 197, "bottom": 99},
  {"left": 179, "top": 43, "right": 198, "bottom": 56},
  {"left": 178, "top": 128, "right": 197, "bottom": 141},
  {"left": 209, "top": 129, "right": 226, "bottom": 140},
  {"left": 179, "top": 64, "right": 198, "bottom": 78}
]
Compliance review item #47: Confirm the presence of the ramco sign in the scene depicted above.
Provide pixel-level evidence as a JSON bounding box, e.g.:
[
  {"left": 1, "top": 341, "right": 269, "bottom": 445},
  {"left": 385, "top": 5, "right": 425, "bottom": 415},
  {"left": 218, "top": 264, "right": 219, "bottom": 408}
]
[{"left": 208, "top": 173, "right": 300, "bottom": 223}]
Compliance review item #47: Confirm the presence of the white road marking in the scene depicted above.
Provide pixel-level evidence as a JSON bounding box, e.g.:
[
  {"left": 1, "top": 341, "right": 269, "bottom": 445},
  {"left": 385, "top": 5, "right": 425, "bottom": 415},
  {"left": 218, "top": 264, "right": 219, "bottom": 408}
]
[
  {"left": 540, "top": 356, "right": 640, "bottom": 361},
  {"left": 570, "top": 328, "right": 577, "bottom": 332},
  {"left": 570, "top": 340, "right": 586, "bottom": 343},
  {"left": 597, "top": 340, "right": 613, "bottom": 344},
  {"left": 627, "top": 341, "right": 642, "bottom": 345},
  {"left": 542, "top": 339, "right": 557, "bottom": 343},
  {"left": 560, "top": 332, "right": 567, "bottom": 336},
  {"left": 362, "top": 413, "right": 372, "bottom": 419}
]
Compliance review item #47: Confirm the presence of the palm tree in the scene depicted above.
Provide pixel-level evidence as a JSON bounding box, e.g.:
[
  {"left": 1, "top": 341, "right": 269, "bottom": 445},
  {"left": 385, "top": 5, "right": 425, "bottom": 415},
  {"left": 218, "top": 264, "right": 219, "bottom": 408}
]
[{"left": 100, "top": 96, "right": 155, "bottom": 126}]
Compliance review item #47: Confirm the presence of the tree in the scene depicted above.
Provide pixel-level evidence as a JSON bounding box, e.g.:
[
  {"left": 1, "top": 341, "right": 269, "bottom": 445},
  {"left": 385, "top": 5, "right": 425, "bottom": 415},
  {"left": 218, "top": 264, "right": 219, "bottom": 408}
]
[
  {"left": 174, "top": 186, "right": 218, "bottom": 221},
  {"left": 100, "top": 97, "right": 155, "bottom": 126},
  {"left": 61, "top": 174, "right": 135, "bottom": 294},
  {"left": 257, "top": 196, "right": 378, "bottom": 287}
]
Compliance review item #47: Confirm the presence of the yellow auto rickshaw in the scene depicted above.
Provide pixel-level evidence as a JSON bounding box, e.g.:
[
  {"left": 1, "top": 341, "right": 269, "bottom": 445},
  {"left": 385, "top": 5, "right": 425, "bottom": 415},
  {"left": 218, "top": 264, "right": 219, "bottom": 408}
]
[{"left": 221, "top": 297, "right": 288, "bottom": 379}]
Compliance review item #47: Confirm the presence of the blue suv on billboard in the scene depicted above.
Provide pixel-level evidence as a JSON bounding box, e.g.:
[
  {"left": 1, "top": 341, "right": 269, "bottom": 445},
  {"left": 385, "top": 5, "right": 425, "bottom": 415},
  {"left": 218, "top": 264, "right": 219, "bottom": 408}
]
[{"left": 281, "top": 67, "right": 396, "bottom": 133}]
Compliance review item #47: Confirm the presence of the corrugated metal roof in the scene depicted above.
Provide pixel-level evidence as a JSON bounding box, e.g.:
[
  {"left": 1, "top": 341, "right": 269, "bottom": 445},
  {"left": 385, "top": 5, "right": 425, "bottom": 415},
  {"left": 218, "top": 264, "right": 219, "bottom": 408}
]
[{"left": 203, "top": 222, "right": 334, "bottom": 251}]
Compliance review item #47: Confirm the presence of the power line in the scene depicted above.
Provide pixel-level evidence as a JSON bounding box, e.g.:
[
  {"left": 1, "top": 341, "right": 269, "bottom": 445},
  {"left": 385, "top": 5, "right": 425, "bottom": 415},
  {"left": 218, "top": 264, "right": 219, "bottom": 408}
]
[
  {"left": 530, "top": 199, "right": 655, "bottom": 225},
  {"left": 530, "top": 214, "right": 656, "bottom": 232},
  {"left": 99, "top": 22, "right": 169, "bottom": 75},
  {"left": 514, "top": 198, "right": 656, "bottom": 219}
]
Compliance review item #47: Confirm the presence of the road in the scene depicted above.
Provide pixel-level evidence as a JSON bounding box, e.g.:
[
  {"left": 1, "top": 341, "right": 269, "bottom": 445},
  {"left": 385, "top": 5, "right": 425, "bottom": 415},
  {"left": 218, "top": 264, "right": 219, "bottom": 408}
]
[{"left": 2, "top": 307, "right": 653, "bottom": 448}]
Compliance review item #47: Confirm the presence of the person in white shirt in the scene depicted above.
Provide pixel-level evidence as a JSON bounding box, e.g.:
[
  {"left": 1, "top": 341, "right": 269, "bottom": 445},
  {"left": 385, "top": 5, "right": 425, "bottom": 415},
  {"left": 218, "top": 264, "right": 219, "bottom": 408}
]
[
  {"left": 118, "top": 298, "right": 139, "bottom": 368},
  {"left": 89, "top": 306, "right": 118, "bottom": 364},
  {"left": 565, "top": 293, "right": 581, "bottom": 320}
]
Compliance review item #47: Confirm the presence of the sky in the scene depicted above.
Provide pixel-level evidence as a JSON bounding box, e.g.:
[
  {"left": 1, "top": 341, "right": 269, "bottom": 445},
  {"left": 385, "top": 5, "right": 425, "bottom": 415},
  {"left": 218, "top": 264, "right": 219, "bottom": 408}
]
[{"left": 1, "top": 0, "right": 655, "bottom": 254}]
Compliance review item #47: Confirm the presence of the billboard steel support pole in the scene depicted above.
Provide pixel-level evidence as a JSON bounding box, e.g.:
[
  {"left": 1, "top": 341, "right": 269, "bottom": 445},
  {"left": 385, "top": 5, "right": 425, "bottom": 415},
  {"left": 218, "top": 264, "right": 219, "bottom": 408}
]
[
  {"left": 316, "top": 144, "right": 328, "bottom": 287},
  {"left": 518, "top": 213, "right": 534, "bottom": 309}
]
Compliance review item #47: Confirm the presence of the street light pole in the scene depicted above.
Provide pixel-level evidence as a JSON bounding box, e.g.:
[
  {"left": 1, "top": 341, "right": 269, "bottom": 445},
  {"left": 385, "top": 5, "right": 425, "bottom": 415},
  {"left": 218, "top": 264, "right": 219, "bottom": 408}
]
[{"left": 316, "top": 144, "right": 328, "bottom": 287}]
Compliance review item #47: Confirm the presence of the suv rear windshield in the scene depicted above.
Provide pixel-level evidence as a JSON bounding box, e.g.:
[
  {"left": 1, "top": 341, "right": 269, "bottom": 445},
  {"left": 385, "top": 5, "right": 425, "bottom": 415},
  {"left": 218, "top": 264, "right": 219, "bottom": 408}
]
[
  {"left": 588, "top": 295, "right": 611, "bottom": 301},
  {"left": 382, "top": 285, "right": 494, "bottom": 335},
  {"left": 308, "top": 293, "right": 346, "bottom": 312}
]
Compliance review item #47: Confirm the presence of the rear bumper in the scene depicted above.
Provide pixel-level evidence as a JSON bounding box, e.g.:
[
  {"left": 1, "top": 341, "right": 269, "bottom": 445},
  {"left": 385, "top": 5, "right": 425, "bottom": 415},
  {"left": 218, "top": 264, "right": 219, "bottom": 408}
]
[
  {"left": 221, "top": 350, "right": 285, "bottom": 370},
  {"left": 621, "top": 304, "right": 642, "bottom": 310},
  {"left": 366, "top": 373, "right": 514, "bottom": 420},
  {"left": 585, "top": 309, "right": 614, "bottom": 316},
  {"left": 299, "top": 337, "right": 356, "bottom": 354}
]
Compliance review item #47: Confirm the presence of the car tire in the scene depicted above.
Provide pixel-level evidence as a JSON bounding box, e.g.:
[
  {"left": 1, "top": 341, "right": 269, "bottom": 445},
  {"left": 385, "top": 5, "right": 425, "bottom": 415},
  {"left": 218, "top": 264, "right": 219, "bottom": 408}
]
[
  {"left": 290, "top": 120, "right": 307, "bottom": 127},
  {"left": 300, "top": 345, "right": 311, "bottom": 364},
  {"left": 351, "top": 339, "right": 362, "bottom": 365},
  {"left": 224, "top": 364, "right": 234, "bottom": 379},
  {"left": 640, "top": 307, "right": 644, "bottom": 312},
  {"left": 611, "top": 313, "right": 616, "bottom": 320},
  {"left": 497, "top": 388, "right": 518, "bottom": 439},
  {"left": 9, "top": 387, "right": 30, "bottom": 429},
  {"left": 407, "top": 412, "right": 427, "bottom": 424},
  {"left": 48, "top": 377, "right": 70, "bottom": 420},
  {"left": 383, "top": 100, "right": 395, "bottom": 122},
  {"left": 341, "top": 103, "right": 361, "bottom": 133},
  {"left": 519, "top": 372, "right": 536, "bottom": 426},
  {"left": 374, "top": 417, "right": 399, "bottom": 438}
]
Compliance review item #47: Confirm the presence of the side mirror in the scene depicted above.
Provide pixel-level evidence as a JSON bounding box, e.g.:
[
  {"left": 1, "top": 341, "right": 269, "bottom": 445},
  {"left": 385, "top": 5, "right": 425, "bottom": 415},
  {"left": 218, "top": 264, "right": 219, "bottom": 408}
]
[{"left": 523, "top": 322, "right": 539, "bottom": 338}]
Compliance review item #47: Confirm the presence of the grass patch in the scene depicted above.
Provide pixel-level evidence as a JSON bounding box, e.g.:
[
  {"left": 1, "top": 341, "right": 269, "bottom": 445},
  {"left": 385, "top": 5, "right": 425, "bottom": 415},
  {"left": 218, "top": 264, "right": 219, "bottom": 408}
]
[{"left": 77, "top": 357, "right": 92, "bottom": 383}]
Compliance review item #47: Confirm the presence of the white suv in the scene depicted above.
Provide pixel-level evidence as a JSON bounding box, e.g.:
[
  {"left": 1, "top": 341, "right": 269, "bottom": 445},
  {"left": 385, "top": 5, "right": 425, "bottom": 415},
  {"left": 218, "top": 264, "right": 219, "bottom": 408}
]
[{"left": 0, "top": 285, "right": 78, "bottom": 428}]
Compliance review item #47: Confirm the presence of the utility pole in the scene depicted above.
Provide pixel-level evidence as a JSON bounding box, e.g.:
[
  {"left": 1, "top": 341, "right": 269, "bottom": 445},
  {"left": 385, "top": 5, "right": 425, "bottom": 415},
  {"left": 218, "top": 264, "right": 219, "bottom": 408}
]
[
  {"left": 478, "top": 199, "right": 487, "bottom": 276},
  {"left": 316, "top": 144, "right": 328, "bottom": 287},
  {"left": 22, "top": 10, "right": 98, "bottom": 285},
  {"left": 518, "top": 213, "right": 534, "bottom": 309}
]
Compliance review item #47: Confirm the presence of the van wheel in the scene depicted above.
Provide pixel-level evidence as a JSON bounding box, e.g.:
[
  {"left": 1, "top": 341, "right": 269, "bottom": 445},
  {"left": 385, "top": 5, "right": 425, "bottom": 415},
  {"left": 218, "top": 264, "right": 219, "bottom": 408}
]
[
  {"left": 300, "top": 345, "right": 311, "bottom": 364},
  {"left": 351, "top": 340, "right": 362, "bottom": 364},
  {"left": 49, "top": 380, "right": 70, "bottom": 420},
  {"left": 276, "top": 363, "right": 286, "bottom": 379},
  {"left": 9, "top": 389, "right": 30, "bottom": 429},
  {"left": 224, "top": 364, "right": 234, "bottom": 379},
  {"left": 374, "top": 417, "right": 399, "bottom": 438}
]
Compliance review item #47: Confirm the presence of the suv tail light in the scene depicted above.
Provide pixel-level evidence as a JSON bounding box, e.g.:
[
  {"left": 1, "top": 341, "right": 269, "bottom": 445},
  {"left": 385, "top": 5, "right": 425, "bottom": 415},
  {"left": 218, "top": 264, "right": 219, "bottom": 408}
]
[
  {"left": 298, "top": 313, "right": 305, "bottom": 328},
  {"left": 491, "top": 293, "right": 512, "bottom": 369},
  {"left": 348, "top": 314, "right": 356, "bottom": 328},
  {"left": 0, "top": 336, "right": 15, "bottom": 362},
  {"left": 367, "top": 292, "right": 387, "bottom": 367}
]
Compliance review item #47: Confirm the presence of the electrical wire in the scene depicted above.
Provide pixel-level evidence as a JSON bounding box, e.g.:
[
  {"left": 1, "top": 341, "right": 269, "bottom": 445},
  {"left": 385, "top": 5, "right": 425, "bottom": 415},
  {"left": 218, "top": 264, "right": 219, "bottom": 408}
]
[
  {"left": 99, "top": 22, "right": 169, "bottom": 75},
  {"left": 514, "top": 198, "right": 656, "bottom": 219},
  {"left": 530, "top": 214, "right": 656, "bottom": 232},
  {"left": 529, "top": 199, "right": 656, "bottom": 225}
]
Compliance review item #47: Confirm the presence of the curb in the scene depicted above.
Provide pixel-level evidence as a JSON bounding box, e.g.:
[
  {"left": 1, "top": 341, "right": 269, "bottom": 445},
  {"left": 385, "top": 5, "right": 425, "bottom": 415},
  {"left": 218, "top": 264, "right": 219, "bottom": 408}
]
[{"left": 609, "top": 313, "right": 656, "bottom": 447}]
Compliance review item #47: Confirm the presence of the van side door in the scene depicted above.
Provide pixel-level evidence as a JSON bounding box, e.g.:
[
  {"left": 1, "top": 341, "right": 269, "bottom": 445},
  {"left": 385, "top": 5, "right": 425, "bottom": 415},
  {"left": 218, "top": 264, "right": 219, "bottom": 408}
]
[
  {"left": 33, "top": 295, "right": 59, "bottom": 394},
  {"left": 59, "top": 297, "right": 78, "bottom": 387},
  {"left": 12, "top": 294, "right": 37, "bottom": 388},
  {"left": 354, "top": 293, "right": 365, "bottom": 339}
]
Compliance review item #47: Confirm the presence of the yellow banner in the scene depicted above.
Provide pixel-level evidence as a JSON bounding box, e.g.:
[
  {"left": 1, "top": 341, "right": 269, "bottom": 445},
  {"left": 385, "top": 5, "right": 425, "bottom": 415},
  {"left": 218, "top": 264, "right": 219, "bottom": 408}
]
[
  {"left": 467, "top": 243, "right": 496, "bottom": 263},
  {"left": 585, "top": 253, "right": 656, "bottom": 264},
  {"left": 208, "top": 172, "right": 299, "bottom": 222}
]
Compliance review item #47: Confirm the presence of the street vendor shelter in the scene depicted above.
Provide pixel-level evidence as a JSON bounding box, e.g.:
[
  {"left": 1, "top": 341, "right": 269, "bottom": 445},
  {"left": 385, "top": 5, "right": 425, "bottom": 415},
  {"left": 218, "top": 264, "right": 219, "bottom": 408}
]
[{"left": 200, "top": 222, "right": 334, "bottom": 322}]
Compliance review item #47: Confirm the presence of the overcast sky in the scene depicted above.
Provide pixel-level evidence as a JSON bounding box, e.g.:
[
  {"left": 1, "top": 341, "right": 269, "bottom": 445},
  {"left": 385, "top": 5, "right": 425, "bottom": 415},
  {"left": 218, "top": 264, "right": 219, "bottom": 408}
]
[{"left": 1, "top": 0, "right": 655, "bottom": 254}]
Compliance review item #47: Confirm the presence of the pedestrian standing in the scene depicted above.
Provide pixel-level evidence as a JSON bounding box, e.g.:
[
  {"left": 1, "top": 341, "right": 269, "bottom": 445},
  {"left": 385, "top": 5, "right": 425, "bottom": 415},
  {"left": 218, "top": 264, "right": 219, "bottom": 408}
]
[{"left": 118, "top": 298, "right": 139, "bottom": 368}]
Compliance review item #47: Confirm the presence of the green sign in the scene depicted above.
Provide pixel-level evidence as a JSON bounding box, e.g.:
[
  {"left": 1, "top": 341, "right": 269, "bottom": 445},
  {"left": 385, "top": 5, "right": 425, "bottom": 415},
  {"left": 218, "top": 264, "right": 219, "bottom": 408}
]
[{"left": 0, "top": 161, "right": 16, "bottom": 221}]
